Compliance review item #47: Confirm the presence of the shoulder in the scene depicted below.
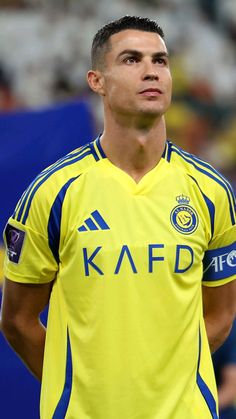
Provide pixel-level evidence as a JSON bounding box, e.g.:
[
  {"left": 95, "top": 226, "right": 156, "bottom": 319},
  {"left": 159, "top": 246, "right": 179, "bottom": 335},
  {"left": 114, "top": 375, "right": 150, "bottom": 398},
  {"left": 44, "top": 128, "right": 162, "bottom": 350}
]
[
  {"left": 167, "top": 140, "right": 236, "bottom": 227},
  {"left": 168, "top": 140, "right": 235, "bottom": 197},
  {"left": 12, "top": 140, "right": 103, "bottom": 227}
]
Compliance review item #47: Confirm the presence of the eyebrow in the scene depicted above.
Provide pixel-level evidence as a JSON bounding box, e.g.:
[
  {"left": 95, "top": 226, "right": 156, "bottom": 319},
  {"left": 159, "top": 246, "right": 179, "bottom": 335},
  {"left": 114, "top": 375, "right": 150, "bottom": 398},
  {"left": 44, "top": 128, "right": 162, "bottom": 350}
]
[{"left": 117, "top": 49, "right": 169, "bottom": 60}]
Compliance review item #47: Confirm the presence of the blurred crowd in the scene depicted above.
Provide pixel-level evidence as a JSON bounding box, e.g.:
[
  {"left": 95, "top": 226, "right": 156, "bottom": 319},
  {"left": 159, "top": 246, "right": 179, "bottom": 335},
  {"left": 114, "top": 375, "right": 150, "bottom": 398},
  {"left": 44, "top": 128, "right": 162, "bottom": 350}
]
[
  {"left": 1, "top": 3, "right": 236, "bottom": 417},
  {"left": 0, "top": 0, "right": 236, "bottom": 186}
]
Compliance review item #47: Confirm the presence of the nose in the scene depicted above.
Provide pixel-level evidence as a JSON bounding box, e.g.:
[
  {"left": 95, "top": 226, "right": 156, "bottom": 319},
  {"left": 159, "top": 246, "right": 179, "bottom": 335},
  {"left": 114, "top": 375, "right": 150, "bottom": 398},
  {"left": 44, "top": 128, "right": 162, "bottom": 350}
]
[{"left": 142, "top": 60, "right": 159, "bottom": 81}]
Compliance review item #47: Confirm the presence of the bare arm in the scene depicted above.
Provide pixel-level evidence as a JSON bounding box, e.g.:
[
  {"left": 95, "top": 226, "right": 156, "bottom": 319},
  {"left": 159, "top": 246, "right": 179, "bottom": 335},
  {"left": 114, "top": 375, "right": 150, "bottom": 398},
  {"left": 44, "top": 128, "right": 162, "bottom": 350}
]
[
  {"left": 202, "top": 280, "right": 236, "bottom": 354},
  {"left": 0, "top": 277, "right": 53, "bottom": 381}
]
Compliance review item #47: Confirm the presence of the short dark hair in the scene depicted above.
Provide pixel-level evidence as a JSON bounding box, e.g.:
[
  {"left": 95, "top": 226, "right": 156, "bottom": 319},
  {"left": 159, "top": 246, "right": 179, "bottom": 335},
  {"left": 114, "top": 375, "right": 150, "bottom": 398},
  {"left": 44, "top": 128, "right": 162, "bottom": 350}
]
[{"left": 91, "top": 15, "right": 165, "bottom": 69}]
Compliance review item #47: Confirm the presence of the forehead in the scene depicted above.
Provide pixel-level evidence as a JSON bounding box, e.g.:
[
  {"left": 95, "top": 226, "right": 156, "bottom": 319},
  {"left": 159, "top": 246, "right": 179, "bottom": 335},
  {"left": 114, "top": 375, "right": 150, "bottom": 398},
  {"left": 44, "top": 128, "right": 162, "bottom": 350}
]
[{"left": 108, "top": 29, "right": 167, "bottom": 56}]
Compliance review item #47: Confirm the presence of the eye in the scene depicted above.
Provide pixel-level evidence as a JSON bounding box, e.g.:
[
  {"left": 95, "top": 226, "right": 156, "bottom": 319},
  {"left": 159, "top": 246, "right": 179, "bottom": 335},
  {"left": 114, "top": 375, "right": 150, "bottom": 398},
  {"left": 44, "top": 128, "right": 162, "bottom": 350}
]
[
  {"left": 123, "top": 56, "right": 139, "bottom": 64},
  {"left": 155, "top": 57, "right": 168, "bottom": 66}
]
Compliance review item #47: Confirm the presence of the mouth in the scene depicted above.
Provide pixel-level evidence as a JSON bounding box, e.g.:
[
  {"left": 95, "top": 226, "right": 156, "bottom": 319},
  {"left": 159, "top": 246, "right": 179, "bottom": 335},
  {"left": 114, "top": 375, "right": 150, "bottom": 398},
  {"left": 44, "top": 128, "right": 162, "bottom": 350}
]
[{"left": 139, "top": 88, "right": 163, "bottom": 97}]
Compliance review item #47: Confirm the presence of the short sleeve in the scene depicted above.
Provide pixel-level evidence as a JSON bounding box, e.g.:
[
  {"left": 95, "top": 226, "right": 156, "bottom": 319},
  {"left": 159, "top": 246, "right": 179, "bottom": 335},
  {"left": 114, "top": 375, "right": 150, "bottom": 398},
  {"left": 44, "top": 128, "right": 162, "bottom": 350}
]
[
  {"left": 3, "top": 183, "right": 59, "bottom": 284},
  {"left": 202, "top": 179, "right": 236, "bottom": 287},
  {"left": 3, "top": 218, "right": 58, "bottom": 284}
]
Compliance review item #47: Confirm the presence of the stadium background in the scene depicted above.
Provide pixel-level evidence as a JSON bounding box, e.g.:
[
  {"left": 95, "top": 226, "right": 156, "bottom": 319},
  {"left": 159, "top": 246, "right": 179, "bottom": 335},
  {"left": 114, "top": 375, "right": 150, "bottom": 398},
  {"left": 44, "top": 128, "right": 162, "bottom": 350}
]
[{"left": 0, "top": 0, "right": 235, "bottom": 418}]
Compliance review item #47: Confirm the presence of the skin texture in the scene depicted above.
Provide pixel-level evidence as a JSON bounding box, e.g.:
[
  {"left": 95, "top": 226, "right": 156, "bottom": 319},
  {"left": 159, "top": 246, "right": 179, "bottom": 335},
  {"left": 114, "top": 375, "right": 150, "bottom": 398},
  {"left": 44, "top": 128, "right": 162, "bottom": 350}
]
[
  {"left": 1, "top": 29, "right": 236, "bottom": 382},
  {"left": 203, "top": 282, "right": 236, "bottom": 353},
  {"left": 92, "top": 30, "right": 172, "bottom": 120},
  {"left": 1, "top": 279, "right": 52, "bottom": 380},
  {"left": 87, "top": 30, "right": 172, "bottom": 183}
]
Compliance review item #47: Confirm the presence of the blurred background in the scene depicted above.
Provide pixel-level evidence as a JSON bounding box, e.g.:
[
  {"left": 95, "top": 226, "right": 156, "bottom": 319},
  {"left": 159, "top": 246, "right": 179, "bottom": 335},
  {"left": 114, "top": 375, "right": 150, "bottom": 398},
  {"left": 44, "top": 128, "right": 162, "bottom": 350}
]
[{"left": 0, "top": 0, "right": 235, "bottom": 418}]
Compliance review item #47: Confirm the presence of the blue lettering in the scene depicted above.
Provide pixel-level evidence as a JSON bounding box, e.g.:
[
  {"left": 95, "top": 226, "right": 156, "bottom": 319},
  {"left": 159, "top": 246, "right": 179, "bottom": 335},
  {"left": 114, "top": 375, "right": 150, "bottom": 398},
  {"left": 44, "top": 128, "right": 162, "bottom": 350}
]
[
  {"left": 83, "top": 247, "right": 104, "bottom": 276},
  {"left": 148, "top": 244, "right": 165, "bottom": 273},
  {"left": 174, "top": 245, "right": 194, "bottom": 273},
  {"left": 114, "top": 245, "right": 137, "bottom": 274}
]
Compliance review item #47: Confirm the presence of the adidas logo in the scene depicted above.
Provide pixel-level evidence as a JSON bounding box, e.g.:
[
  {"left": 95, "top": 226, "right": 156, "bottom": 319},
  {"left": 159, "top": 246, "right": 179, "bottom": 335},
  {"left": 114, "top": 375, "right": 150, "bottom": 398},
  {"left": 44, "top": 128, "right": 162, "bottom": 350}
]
[{"left": 78, "top": 210, "right": 110, "bottom": 232}]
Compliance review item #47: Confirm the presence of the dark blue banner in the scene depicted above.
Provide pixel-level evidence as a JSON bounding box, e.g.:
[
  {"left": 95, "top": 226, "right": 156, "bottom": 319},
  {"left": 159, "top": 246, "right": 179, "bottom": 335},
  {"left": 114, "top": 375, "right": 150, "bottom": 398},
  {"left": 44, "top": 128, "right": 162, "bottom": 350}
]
[
  {"left": 0, "top": 100, "right": 95, "bottom": 238},
  {"left": 0, "top": 100, "right": 95, "bottom": 418}
]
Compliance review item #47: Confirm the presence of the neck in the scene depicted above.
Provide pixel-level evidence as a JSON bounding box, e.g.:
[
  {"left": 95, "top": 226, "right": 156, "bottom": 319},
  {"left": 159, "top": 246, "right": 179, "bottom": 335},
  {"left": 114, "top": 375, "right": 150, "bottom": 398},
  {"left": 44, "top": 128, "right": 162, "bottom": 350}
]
[{"left": 100, "top": 115, "right": 167, "bottom": 183}]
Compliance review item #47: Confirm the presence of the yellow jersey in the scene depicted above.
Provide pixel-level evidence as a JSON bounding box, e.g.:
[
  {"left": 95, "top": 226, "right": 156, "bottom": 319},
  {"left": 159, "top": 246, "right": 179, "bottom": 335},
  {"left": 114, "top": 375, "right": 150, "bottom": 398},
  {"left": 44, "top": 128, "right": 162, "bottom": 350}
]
[{"left": 3, "top": 137, "right": 236, "bottom": 419}]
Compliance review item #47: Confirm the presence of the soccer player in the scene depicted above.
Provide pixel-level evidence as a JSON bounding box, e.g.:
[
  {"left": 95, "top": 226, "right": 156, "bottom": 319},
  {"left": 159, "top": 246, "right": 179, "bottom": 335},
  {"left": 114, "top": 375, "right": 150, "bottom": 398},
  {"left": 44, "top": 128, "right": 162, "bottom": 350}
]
[{"left": 1, "top": 16, "right": 236, "bottom": 419}]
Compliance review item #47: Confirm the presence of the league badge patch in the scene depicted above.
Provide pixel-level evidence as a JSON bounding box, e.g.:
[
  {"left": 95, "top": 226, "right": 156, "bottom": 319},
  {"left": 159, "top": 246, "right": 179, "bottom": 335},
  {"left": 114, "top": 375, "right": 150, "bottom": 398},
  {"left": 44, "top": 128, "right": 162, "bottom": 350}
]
[
  {"left": 5, "top": 224, "right": 25, "bottom": 263},
  {"left": 170, "top": 195, "right": 198, "bottom": 235}
]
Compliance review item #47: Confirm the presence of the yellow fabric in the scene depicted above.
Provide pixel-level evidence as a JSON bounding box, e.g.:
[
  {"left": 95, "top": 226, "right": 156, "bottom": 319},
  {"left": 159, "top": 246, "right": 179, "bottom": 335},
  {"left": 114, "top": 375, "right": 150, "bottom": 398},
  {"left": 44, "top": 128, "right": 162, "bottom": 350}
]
[
  {"left": 0, "top": 245, "right": 4, "bottom": 285},
  {"left": 3, "top": 138, "right": 236, "bottom": 419}
]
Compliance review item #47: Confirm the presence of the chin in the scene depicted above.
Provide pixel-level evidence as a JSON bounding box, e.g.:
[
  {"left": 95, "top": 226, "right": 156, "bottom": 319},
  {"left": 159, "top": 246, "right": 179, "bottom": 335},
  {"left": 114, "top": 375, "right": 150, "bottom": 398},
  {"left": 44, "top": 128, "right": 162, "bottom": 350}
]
[{"left": 139, "top": 107, "right": 165, "bottom": 117}]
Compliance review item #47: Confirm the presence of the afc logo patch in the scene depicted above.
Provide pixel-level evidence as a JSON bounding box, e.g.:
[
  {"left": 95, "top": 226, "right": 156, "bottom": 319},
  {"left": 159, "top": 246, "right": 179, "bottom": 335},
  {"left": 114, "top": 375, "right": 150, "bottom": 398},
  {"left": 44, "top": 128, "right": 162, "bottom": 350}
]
[
  {"left": 5, "top": 224, "right": 25, "bottom": 263},
  {"left": 170, "top": 195, "right": 198, "bottom": 235}
]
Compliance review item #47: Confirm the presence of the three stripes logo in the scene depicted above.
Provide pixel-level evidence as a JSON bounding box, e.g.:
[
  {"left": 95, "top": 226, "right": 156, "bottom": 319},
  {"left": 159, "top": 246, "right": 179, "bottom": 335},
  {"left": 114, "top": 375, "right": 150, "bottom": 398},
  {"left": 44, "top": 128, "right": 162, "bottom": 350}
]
[{"left": 78, "top": 210, "right": 110, "bottom": 232}]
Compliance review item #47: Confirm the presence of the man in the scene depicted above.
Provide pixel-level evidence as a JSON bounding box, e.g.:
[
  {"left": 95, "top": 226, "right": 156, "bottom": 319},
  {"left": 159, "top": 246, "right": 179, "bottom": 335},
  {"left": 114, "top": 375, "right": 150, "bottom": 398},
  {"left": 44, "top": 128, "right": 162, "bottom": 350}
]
[{"left": 1, "top": 16, "right": 236, "bottom": 419}]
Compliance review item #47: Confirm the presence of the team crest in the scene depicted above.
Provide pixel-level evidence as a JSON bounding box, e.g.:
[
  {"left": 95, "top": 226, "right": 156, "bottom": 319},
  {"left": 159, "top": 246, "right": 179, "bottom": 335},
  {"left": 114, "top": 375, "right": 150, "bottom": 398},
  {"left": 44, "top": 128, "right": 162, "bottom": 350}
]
[{"left": 170, "top": 195, "right": 198, "bottom": 234}]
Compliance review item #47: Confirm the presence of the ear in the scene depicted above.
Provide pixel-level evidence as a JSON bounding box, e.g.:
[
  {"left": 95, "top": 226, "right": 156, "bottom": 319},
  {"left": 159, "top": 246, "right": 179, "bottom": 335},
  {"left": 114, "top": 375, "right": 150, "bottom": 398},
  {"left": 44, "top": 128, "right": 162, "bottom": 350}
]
[{"left": 87, "top": 70, "right": 105, "bottom": 96}]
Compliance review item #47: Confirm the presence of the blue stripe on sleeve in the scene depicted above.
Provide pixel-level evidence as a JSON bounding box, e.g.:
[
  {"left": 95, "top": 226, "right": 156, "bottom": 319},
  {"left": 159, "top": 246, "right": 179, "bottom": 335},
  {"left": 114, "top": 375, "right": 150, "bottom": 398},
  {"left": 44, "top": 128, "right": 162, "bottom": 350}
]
[
  {"left": 39, "top": 144, "right": 91, "bottom": 177},
  {"left": 203, "top": 242, "right": 236, "bottom": 282},
  {"left": 15, "top": 146, "right": 91, "bottom": 224},
  {"left": 188, "top": 175, "right": 215, "bottom": 238},
  {"left": 48, "top": 176, "right": 79, "bottom": 263},
  {"left": 171, "top": 145, "right": 236, "bottom": 205},
  {"left": 172, "top": 146, "right": 235, "bottom": 225},
  {"left": 52, "top": 329, "right": 73, "bottom": 419},
  {"left": 177, "top": 146, "right": 236, "bottom": 211},
  {"left": 20, "top": 151, "right": 91, "bottom": 225},
  {"left": 12, "top": 189, "right": 28, "bottom": 219}
]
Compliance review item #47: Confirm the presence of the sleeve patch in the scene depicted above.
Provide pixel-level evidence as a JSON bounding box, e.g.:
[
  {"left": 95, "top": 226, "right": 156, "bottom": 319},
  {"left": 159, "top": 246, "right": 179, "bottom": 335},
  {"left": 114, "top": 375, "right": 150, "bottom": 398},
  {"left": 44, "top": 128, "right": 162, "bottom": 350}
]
[
  {"left": 4, "top": 223, "right": 25, "bottom": 264},
  {"left": 203, "top": 242, "right": 236, "bottom": 281}
]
